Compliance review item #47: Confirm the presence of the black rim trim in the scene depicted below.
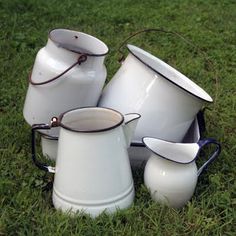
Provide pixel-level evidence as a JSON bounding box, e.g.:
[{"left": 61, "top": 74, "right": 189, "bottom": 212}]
[
  {"left": 58, "top": 106, "right": 124, "bottom": 133},
  {"left": 127, "top": 45, "right": 213, "bottom": 103},
  {"left": 49, "top": 28, "right": 109, "bottom": 57},
  {"left": 124, "top": 113, "right": 141, "bottom": 124}
]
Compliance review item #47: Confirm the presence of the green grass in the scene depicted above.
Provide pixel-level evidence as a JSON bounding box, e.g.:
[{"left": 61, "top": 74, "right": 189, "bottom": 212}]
[{"left": 0, "top": 0, "right": 235, "bottom": 235}]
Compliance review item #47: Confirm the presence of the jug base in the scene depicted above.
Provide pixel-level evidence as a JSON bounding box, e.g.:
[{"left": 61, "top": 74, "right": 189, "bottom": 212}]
[{"left": 52, "top": 185, "right": 135, "bottom": 218}]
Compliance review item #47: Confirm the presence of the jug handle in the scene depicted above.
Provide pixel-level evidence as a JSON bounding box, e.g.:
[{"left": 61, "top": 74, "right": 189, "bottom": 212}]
[
  {"left": 29, "top": 54, "right": 87, "bottom": 86},
  {"left": 31, "top": 118, "right": 59, "bottom": 173},
  {"left": 197, "top": 138, "right": 221, "bottom": 176}
]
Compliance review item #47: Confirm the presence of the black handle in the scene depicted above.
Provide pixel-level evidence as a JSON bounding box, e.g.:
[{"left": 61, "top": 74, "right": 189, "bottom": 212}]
[
  {"left": 31, "top": 123, "right": 56, "bottom": 173},
  {"left": 197, "top": 138, "right": 221, "bottom": 176}
]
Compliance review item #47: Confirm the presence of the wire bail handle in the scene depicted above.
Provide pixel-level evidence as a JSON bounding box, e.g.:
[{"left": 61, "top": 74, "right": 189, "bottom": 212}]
[{"left": 29, "top": 54, "right": 87, "bottom": 86}]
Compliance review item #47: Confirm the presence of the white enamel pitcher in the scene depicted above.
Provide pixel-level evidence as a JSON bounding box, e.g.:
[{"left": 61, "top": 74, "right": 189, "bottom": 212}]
[
  {"left": 31, "top": 107, "right": 140, "bottom": 217},
  {"left": 24, "top": 29, "right": 109, "bottom": 137},
  {"left": 99, "top": 29, "right": 213, "bottom": 143},
  {"left": 143, "top": 137, "right": 221, "bottom": 208}
]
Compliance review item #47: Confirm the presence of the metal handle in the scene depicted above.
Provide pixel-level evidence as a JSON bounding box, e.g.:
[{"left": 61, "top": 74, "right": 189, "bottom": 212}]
[
  {"left": 197, "top": 138, "right": 221, "bottom": 176},
  {"left": 118, "top": 28, "right": 215, "bottom": 72},
  {"left": 31, "top": 118, "right": 59, "bottom": 173},
  {"left": 29, "top": 54, "right": 87, "bottom": 85},
  {"left": 119, "top": 28, "right": 197, "bottom": 62}
]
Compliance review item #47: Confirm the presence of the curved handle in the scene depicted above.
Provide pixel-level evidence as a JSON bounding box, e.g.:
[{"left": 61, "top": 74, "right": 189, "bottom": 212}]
[
  {"left": 118, "top": 28, "right": 199, "bottom": 62},
  {"left": 29, "top": 54, "right": 87, "bottom": 85},
  {"left": 31, "top": 121, "right": 58, "bottom": 173},
  {"left": 197, "top": 138, "right": 221, "bottom": 176}
]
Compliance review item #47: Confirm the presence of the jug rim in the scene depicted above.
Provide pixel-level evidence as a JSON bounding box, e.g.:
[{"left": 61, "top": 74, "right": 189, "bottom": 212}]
[
  {"left": 54, "top": 106, "right": 125, "bottom": 133},
  {"left": 142, "top": 136, "right": 199, "bottom": 164},
  {"left": 127, "top": 44, "right": 213, "bottom": 103},
  {"left": 49, "top": 28, "right": 109, "bottom": 56}
]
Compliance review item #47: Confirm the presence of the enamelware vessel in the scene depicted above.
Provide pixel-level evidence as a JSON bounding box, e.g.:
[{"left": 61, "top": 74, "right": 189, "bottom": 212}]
[
  {"left": 143, "top": 137, "right": 221, "bottom": 208},
  {"left": 99, "top": 44, "right": 213, "bottom": 142},
  {"left": 24, "top": 29, "right": 109, "bottom": 137},
  {"left": 31, "top": 107, "right": 141, "bottom": 217}
]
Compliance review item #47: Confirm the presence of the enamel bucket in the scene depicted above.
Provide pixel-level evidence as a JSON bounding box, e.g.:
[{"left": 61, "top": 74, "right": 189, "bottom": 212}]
[
  {"left": 31, "top": 107, "right": 141, "bottom": 217},
  {"left": 24, "top": 29, "right": 109, "bottom": 137},
  {"left": 99, "top": 44, "right": 213, "bottom": 143}
]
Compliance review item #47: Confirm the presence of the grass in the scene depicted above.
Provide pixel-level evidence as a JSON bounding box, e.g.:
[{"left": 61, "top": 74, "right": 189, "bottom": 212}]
[{"left": 0, "top": 0, "right": 235, "bottom": 235}]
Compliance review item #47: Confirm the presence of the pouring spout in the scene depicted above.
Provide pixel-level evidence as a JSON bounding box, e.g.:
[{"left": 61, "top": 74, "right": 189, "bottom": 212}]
[
  {"left": 142, "top": 137, "right": 199, "bottom": 164},
  {"left": 123, "top": 113, "right": 141, "bottom": 148}
]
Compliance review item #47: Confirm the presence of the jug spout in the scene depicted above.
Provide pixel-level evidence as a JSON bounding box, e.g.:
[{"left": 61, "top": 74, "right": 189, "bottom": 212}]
[
  {"left": 123, "top": 113, "right": 141, "bottom": 148},
  {"left": 142, "top": 137, "right": 199, "bottom": 164}
]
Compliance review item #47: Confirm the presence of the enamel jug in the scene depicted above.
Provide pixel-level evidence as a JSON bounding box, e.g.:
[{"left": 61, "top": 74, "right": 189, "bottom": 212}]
[
  {"left": 143, "top": 137, "right": 221, "bottom": 208},
  {"left": 99, "top": 44, "right": 213, "bottom": 143},
  {"left": 31, "top": 107, "right": 141, "bottom": 217},
  {"left": 24, "top": 29, "right": 109, "bottom": 137}
]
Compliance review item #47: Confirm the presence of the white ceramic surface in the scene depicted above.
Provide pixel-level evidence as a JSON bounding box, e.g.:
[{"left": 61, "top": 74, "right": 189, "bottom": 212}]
[
  {"left": 51, "top": 107, "right": 140, "bottom": 217},
  {"left": 99, "top": 44, "right": 212, "bottom": 143},
  {"left": 24, "top": 29, "right": 108, "bottom": 137},
  {"left": 143, "top": 137, "right": 220, "bottom": 208}
]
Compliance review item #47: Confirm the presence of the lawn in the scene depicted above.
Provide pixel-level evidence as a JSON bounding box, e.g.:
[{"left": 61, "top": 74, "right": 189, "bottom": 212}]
[{"left": 0, "top": 0, "right": 235, "bottom": 235}]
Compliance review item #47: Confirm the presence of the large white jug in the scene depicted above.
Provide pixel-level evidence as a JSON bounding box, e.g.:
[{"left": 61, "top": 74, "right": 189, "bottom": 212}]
[
  {"left": 31, "top": 107, "right": 141, "bottom": 217},
  {"left": 24, "top": 29, "right": 109, "bottom": 137},
  {"left": 99, "top": 44, "right": 213, "bottom": 143}
]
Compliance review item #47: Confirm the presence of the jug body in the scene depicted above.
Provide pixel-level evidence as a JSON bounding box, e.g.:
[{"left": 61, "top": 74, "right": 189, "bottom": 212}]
[
  {"left": 144, "top": 155, "right": 198, "bottom": 208},
  {"left": 143, "top": 137, "right": 221, "bottom": 208},
  {"left": 31, "top": 107, "right": 140, "bottom": 217},
  {"left": 99, "top": 44, "right": 212, "bottom": 143},
  {"left": 24, "top": 29, "right": 109, "bottom": 137}
]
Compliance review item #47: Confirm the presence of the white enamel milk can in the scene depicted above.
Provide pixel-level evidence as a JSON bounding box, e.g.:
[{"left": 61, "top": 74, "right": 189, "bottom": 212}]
[
  {"left": 31, "top": 107, "right": 141, "bottom": 217},
  {"left": 99, "top": 30, "right": 213, "bottom": 143},
  {"left": 143, "top": 137, "right": 221, "bottom": 208},
  {"left": 24, "top": 29, "right": 109, "bottom": 137}
]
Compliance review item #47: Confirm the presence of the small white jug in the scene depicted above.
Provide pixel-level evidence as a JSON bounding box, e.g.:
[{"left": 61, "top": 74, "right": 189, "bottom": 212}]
[
  {"left": 24, "top": 29, "right": 109, "bottom": 137},
  {"left": 31, "top": 107, "right": 141, "bottom": 217},
  {"left": 143, "top": 137, "right": 221, "bottom": 208}
]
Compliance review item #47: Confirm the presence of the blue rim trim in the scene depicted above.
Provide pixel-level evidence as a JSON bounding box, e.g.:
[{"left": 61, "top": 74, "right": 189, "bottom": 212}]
[
  {"left": 142, "top": 137, "right": 221, "bottom": 165},
  {"left": 142, "top": 136, "right": 198, "bottom": 164}
]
